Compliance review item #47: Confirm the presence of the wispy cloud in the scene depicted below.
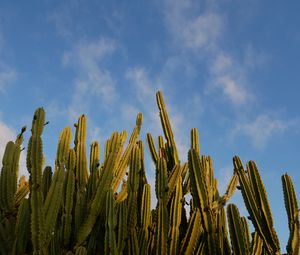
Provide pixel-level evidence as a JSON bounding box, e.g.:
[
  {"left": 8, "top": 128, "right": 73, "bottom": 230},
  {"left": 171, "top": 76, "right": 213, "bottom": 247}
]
[
  {"left": 207, "top": 52, "right": 253, "bottom": 105},
  {"left": 0, "top": 65, "right": 16, "bottom": 92},
  {"left": 164, "top": 0, "right": 223, "bottom": 51},
  {"left": 63, "top": 38, "right": 117, "bottom": 119},
  {"left": 231, "top": 114, "right": 299, "bottom": 149},
  {"left": 163, "top": 0, "right": 255, "bottom": 107}
]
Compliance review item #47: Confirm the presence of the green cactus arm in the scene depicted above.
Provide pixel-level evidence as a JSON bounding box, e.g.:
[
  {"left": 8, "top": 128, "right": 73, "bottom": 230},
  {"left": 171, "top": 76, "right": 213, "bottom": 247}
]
[
  {"left": 247, "top": 161, "right": 281, "bottom": 253},
  {"left": 42, "top": 166, "right": 52, "bottom": 201},
  {"left": 87, "top": 142, "right": 100, "bottom": 203},
  {"left": 63, "top": 160, "right": 75, "bottom": 246},
  {"left": 155, "top": 157, "right": 169, "bottom": 202},
  {"left": 128, "top": 145, "right": 141, "bottom": 193},
  {"left": 205, "top": 156, "right": 215, "bottom": 202},
  {"left": 140, "top": 184, "right": 151, "bottom": 230},
  {"left": 188, "top": 149, "right": 212, "bottom": 231},
  {"left": 179, "top": 208, "right": 202, "bottom": 255},
  {"left": 146, "top": 133, "right": 158, "bottom": 164},
  {"left": 74, "top": 115, "right": 88, "bottom": 190},
  {"left": 247, "top": 161, "right": 276, "bottom": 229},
  {"left": 6, "top": 127, "right": 25, "bottom": 212},
  {"left": 56, "top": 126, "right": 72, "bottom": 166},
  {"left": 155, "top": 200, "right": 169, "bottom": 255},
  {"left": 14, "top": 175, "right": 29, "bottom": 207},
  {"left": 75, "top": 246, "right": 87, "bottom": 255},
  {"left": 43, "top": 165, "right": 65, "bottom": 248},
  {"left": 89, "top": 141, "right": 100, "bottom": 174},
  {"left": 215, "top": 207, "right": 231, "bottom": 255},
  {"left": 211, "top": 173, "right": 238, "bottom": 211},
  {"left": 43, "top": 126, "right": 72, "bottom": 248},
  {"left": 282, "top": 174, "right": 299, "bottom": 255},
  {"left": 139, "top": 184, "right": 151, "bottom": 255},
  {"left": 168, "top": 177, "right": 182, "bottom": 255},
  {"left": 74, "top": 190, "right": 87, "bottom": 239},
  {"left": 158, "top": 136, "right": 166, "bottom": 158},
  {"left": 250, "top": 232, "right": 263, "bottom": 255},
  {"left": 233, "top": 156, "right": 281, "bottom": 255},
  {"left": 105, "top": 189, "right": 118, "bottom": 255},
  {"left": 156, "top": 91, "right": 179, "bottom": 165},
  {"left": 28, "top": 108, "right": 46, "bottom": 255},
  {"left": 127, "top": 229, "right": 139, "bottom": 255},
  {"left": 112, "top": 113, "right": 143, "bottom": 192},
  {"left": 241, "top": 216, "right": 251, "bottom": 252},
  {"left": 153, "top": 157, "right": 169, "bottom": 255},
  {"left": 63, "top": 150, "right": 76, "bottom": 247},
  {"left": 0, "top": 141, "right": 16, "bottom": 212},
  {"left": 287, "top": 221, "right": 299, "bottom": 255},
  {"left": 282, "top": 174, "right": 299, "bottom": 230},
  {"left": 127, "top": 145, "right": 140, "bottom": 230},
  {"left": 183, "top": 172, "right": 190, "bottom": 195},
  {"left": 76, "top": 132, "right": 123, "bottom": 245},
  {"left": 167, "top": 164, "right": 184, "bottom": 201},
  {"left": 191, "top": 128, "right": 200, "bottom": 155},
  {"left": 13, "top": 198, "right": 30, "bottom": 255},
  {"left": 117, "top": 200, "right": 128, "bottom": 254},
  {"left": 227, "top": 204, "right": 249, "bottom": 255}
]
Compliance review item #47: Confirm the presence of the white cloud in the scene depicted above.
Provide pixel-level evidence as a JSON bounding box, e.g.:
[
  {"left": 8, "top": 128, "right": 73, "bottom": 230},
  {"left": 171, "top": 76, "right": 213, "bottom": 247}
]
[
  {"left": 63, "top": 38, "right": 117, "bottom": 119},
  {"left": 206, "top": 52, "right": 254, "bottom": 106},
  {"left": 215, "top": 75, "right": 248, "bottom": 105},
  {"left": 232, "top": 114, "right": 298, "bottom": 148},
  {"left": 163, "top": 0, "right": 256, "bottom": 107},
  {"left": 125, "top": 68, "right": 154, "bottom": 100},
  {"left": 164, "top": 0, "right": 223, "bottom": 51}
]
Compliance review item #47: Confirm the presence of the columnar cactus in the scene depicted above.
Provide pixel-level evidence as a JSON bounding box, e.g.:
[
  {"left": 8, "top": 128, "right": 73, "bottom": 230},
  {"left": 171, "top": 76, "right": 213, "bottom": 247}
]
[
  {"left": 0, "top": 91, "right": 298, "bottom": 254},
  {"left": 27, "top": 108, "right": 46, "bottom": 255},
  {"left": 233, "top": 157, "right": 281, "bottom": 255}
]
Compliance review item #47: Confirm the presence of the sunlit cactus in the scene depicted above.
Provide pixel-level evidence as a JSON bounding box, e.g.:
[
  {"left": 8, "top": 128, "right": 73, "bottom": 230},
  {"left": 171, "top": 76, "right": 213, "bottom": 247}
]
[{"left": 0, "top": 91, "right": 298, "bottom": 254}]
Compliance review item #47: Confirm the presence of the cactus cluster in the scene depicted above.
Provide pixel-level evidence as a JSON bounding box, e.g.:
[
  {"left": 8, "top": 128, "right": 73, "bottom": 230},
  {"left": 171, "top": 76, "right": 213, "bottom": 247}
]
[{"left": 0, "top": 91, "right": 299, "bottom": 254}]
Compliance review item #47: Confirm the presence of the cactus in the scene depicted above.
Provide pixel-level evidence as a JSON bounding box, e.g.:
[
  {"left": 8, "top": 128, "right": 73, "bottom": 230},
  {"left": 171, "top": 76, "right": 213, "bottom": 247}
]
[
  {"left": 156, "top": 91, "right": 179, "bottom": 166},
  {"left": 63, "top": 149, "right": 76, "bottom": 247},
  {"left": 15, "top": 175, "right": 29, "bottom": 207},
  {"left": 0, "top": 92, "right": 299, "bottom": 254},
  {"left": 13, "top": 198, "right": 30, "bottom": 255},
  {"left": 227, "top": 203, "right": 249, "bottom": 255},
  {"left": 104, "top": 189, "right": 117, "bottom": 255},
  {"left": 116, "top": 200, "right": 128, "bottom": 254},
  {"left": 74, "top": 115, "right": 88, "bottom": 191},
  {"left": 76, "top": 132, "right": 127, "bottom": 245},
  {"left": 138, "top": 184, "right": 151, "bottom": 255},
  {"left": 154, "top": 157, "right": 169, "bottom": 255},
  {"left": 27, "top": 107, "right": 46, "bottom": 255},
  {"left": 168, "top": 177, "right": 182, "bottom": 255},
  {"left": 43, "top": 126, "right": 71, "bottom": 248},
  {"left": 234, "top": 157, "right": 281, "bottom": 255},
  {"left": 42, "top": 166, "right": 52, "bottom": 200}
]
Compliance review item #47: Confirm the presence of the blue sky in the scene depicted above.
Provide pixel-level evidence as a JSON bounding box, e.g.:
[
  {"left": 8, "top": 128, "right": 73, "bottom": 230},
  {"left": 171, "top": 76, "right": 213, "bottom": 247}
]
[{"left": 0, "top": 0, "right": 299, "bottom": 249}]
